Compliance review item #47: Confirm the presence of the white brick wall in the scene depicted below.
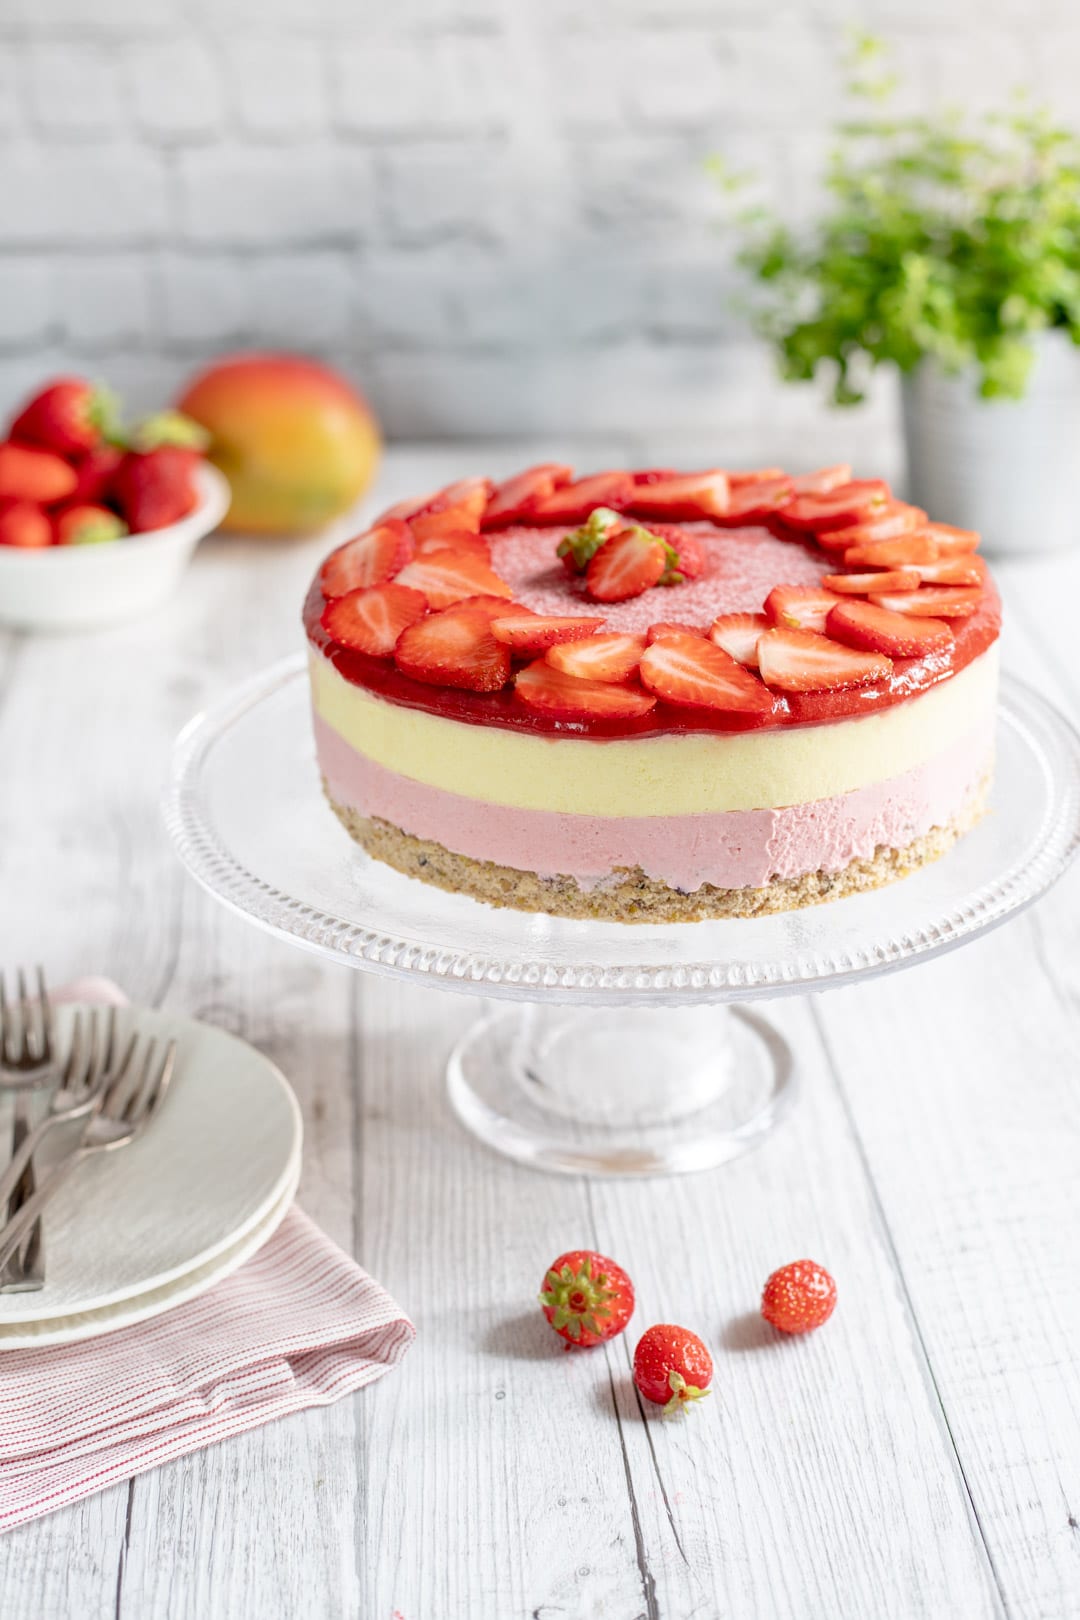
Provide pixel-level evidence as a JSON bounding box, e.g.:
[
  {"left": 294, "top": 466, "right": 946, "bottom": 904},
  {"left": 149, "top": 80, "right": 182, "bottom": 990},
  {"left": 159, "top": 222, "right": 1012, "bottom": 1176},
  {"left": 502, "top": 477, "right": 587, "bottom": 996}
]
[{"left": 0, "top": 0, "right": 1064, "bottom": 440}]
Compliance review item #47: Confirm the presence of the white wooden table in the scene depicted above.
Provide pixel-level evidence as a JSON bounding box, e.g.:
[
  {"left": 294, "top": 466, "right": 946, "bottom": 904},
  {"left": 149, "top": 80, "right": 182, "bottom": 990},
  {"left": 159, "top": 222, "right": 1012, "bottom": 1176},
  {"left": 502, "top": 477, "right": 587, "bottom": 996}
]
[{"left": 2, "top": 441, "right": 1079, "bottom": 1620}]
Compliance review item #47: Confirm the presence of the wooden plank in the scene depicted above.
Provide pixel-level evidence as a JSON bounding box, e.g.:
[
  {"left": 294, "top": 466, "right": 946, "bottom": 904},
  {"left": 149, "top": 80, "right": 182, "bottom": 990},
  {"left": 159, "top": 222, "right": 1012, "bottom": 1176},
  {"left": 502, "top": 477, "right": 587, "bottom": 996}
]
[
  {"left": 353, "top": 980, "right": 652, "bottom": 1620},
  {"left": 589, "top": 997, "right": 1001, "bottom": 1620},
  {"left": 811, "top": 554, "right": 1080, "bottom": 1620}
]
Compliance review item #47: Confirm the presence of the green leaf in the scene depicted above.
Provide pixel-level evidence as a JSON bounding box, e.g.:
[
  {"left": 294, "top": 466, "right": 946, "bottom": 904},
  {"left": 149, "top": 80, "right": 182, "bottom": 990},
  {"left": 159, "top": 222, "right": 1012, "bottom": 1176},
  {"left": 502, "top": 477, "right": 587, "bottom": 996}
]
[{"left": 709, "top": 36, "right": 1080, "bottom": 403}]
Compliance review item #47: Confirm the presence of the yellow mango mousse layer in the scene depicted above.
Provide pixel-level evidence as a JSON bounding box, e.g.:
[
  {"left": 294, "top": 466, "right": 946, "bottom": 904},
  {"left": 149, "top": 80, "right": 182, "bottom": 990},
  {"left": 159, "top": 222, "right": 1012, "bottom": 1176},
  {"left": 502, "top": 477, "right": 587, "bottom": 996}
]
[{"left": 309, "top": 645, "right": 999, "bottom": 818}]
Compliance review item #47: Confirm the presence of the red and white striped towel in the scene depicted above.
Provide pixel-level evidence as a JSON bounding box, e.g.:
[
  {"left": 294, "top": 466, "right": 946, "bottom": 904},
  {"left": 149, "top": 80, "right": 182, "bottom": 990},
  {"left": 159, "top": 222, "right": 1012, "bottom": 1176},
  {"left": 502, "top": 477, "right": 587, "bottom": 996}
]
[{"left": 0, "top": 981, "right": 414, "bottom": 1531}]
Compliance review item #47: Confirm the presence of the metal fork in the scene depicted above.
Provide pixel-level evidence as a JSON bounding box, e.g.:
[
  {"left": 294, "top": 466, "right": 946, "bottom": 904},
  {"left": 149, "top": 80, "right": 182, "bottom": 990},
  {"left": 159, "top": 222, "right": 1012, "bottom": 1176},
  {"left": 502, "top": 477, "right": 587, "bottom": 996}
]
[
  {"left": 0, "top": 968, "right": 57, "bottom": 1289},
  {"left": 0, "top": 1033, "right": 177, "bottom": 1277},
  {"left": 0, "top": 1007, "right": 120, "bottom": 1232}
]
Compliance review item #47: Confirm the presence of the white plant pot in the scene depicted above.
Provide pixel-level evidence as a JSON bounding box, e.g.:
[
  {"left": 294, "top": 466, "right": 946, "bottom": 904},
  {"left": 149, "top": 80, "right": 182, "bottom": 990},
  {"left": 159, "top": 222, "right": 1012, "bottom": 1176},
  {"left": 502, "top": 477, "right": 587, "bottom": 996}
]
[{"left": 901, "top": 330, "right": 1080, "bottom": 557}]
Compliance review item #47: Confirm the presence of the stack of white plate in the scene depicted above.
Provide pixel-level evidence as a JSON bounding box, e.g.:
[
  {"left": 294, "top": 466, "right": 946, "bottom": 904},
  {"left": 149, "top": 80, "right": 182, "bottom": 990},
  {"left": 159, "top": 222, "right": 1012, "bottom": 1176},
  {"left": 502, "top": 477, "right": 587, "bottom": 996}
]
[{"left": 0, "top": 1007, "right": 302, "bottom": 1350}]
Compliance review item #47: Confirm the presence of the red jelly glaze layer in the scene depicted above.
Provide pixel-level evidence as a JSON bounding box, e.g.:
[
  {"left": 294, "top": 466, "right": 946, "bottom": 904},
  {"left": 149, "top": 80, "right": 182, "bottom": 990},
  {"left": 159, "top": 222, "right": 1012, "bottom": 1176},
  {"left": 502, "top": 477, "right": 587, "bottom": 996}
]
[
  {"left": 304, "top": 577, "right": 1001, "bottom": 741},
  {"left": 307, "top": 494, "right": 1001, "bottom": 740}
]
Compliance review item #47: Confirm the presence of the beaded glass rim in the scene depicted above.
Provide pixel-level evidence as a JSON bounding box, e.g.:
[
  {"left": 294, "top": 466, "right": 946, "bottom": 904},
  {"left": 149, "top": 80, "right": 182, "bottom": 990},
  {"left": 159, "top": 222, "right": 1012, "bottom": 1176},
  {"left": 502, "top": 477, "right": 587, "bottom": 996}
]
[{"left": 163, "top": 656, "right": 1080, "bottom": 1007}]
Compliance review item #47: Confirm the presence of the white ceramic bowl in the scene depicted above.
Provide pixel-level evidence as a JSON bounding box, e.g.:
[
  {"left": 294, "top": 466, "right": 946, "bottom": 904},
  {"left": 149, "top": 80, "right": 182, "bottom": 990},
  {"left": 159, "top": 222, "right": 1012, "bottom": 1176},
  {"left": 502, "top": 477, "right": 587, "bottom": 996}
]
[{"left": 0, "top": 462, "right": 231, "bottom": 631}]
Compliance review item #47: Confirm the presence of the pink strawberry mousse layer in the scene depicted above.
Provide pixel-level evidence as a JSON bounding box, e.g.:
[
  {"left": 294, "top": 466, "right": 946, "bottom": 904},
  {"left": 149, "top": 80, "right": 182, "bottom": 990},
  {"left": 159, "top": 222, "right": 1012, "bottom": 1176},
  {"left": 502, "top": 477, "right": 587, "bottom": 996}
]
[{"left": 315, "top": 712, "right": 993, "bottom": 893}]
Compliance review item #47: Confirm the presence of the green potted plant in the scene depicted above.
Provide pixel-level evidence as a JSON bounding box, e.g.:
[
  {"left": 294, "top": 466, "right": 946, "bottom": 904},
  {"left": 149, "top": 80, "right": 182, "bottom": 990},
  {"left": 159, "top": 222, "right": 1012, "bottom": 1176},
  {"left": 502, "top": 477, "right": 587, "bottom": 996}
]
[{"left": 719, "top": 36, "right": 1080, "bottom": 554}]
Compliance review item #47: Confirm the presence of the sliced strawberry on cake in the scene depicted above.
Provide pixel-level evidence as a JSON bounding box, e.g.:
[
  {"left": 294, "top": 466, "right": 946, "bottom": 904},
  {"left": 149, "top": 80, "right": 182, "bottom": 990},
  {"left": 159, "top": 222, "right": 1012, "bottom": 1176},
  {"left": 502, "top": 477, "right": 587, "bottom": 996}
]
[
  {"left": 529, "top": 471, "right": 635, "bottom": 525},
  {"left": 843, "top": 533, "right": 940, "bottom": 569},
  {"left": 490, "top": 612, "right": 605, "bottom": 651},
  {"left": 655, "top": 530, "right": 705, "bottom": 584},
  {"left": 764, "top": 585, "right": 842, "bottom": 633},
  {"left": 546, "top": 632, "right": 646, "bottom": 681},
  {"left": 482, "top": 463, "right": 573, "bottom": 529},
  {"left": 625, "top": 470, "right": 729, "bottom": 522},
  {"left": 869, "top": 585, "right": 982, "bottom": 618},
  {"left": 816, "top": 502, "right": 926, "bottom": 550},
  {"left": 394, "top": 606, "right": 510, "bottom": 692},
  {"left": 922, "top": 522, "right": 980, "bottom": 555},
  {"left": 585, "top": 527, "right": 667, "bottom": 602},
  {"left": 757, "top": 628, "right": 892, "bottom": 691},
  {"left": 779, "top": 479, "right": 890, "bottom": 533},
  {"left": 709, "top": 612, "right": 770, "bottom": 667},
  {"left": 721, "top": 476, "right": 794, "bottom": 524},
  {"left": 826, "top": 599, "right": 954, "bottom": 658},
  {"left": 321, "top": 584, "right": 428, "bottom": 657},
  {"left": 395, "top": 548, "right": 513, "bottom": 609},
  {"left": 789, "top": 464, "right": 853, "bottom": 494},
  {"left": 320, "top": 520, "right": 414, "bottom": 597},
  {"left": 906, "top": 556, "right": 986, "bottom": 586},
  {"left": 514, "top": 659, "right": 656, "bottom": 719},
  {"left": 823, "top": 569, "right": 920, "bottom": 595},
  {"left": 409, "top": 477, "right": 493, "bottom": 542},
  {"left": 639, "top": 632, "right": 775, "bottom": 714},
  {"left": 646, "top": 620, "right": 707, "bottom": 642},
  {"left": 557, "top": 507, "right": 622, "bottom": 575},
  {"left": 413, "top": 527, "right": 491, "bottom": 559}
]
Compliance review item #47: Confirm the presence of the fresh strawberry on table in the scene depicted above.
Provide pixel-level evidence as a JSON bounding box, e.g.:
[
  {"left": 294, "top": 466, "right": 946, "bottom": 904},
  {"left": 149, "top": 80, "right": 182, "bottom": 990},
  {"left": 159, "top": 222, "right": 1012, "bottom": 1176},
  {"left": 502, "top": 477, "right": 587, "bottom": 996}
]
[
  {"left": 0, "top": 500, "right": 51, "bottom": 549},
  {"left": 321, "top": 583, "right": 427, "bottom": 657},
  {"left": 632, "top": 1324, "right": 713, "bottom": 1415},
  {"left": 320, "top": 520, "right": 414, "bottom": 598},
  {"left": 52, "top": 503, "right": 128, "bottom": 546},
  {"left": 9, "top": 377, "right": 115, "bottom": 457},
  {"left": 639, "top": 631, "right": 775, "bottom": 714},
  {"left": 0, "top": 442, "right": 78, "bottom": 504},
  {"left": 395, "top": 605, "right": 510, "bottom": 692},
  {"left": 761, "top": 1259, "right": 837, "bottom": 1335},
  {"left": 539, "top": 1250, "right": 635, "bottom": 1348}
]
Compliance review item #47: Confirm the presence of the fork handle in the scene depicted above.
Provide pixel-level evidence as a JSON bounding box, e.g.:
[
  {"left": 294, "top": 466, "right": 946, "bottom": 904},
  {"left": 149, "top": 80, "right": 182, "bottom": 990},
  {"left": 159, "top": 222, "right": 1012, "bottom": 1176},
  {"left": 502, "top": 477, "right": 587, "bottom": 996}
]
[
  {"left": 0, "top": 1146, "right": 86, "bottom": 1275},
  {"left": 0, "top": 1108, "right": 63, "bottom": 1214}
]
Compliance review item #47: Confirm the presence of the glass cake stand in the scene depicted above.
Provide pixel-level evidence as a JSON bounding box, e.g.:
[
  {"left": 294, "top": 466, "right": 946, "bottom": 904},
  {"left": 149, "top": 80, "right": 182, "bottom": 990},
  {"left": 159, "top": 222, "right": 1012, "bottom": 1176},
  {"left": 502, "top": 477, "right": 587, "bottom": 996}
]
[{"left": 163, "top": 655, "right": 1080, "bottom": 1177}]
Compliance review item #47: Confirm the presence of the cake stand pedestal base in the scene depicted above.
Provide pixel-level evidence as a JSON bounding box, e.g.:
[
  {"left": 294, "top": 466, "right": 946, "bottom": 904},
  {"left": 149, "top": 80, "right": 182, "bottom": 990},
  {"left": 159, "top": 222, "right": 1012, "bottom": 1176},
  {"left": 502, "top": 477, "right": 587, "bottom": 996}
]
[{"left": 446, "top": 1004, "right": 795, "bottom": 1177}]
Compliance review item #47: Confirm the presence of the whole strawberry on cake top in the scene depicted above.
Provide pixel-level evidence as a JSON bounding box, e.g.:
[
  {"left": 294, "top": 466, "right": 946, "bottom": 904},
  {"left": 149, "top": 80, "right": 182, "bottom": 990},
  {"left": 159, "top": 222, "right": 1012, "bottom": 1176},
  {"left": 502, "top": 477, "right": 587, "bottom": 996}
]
[{"left": 304, "top": 463, "right": 999, "bottom": 923}]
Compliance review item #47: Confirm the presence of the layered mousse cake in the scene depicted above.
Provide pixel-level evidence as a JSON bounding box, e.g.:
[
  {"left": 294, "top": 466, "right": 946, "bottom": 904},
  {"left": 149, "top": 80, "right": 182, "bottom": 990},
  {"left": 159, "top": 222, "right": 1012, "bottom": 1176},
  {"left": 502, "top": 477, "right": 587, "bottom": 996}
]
[{"left": 304, "top": 464, "right": 999, "bottom": 923}]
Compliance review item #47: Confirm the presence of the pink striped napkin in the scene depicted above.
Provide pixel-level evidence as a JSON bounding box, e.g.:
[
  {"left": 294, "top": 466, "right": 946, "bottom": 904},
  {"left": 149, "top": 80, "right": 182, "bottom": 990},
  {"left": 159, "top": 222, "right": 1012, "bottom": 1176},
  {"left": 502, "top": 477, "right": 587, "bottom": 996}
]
[{"left": 0, "top": 981, "right": 414, "bottom": 1531}]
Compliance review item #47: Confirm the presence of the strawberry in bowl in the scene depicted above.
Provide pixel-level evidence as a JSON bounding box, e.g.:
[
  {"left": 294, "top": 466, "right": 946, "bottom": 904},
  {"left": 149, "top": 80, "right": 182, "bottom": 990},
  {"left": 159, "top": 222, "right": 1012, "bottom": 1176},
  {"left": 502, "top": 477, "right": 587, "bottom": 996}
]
[{"left": 0, "top": 379, "right": 229, "bottom": 631}]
